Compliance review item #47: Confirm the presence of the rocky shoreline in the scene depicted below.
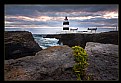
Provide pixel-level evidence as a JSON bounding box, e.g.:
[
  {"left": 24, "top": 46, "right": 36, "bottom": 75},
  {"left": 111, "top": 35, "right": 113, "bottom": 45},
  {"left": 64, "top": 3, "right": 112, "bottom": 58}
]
[
  {"left": 44, "top": 31, "right": 118, "bottom": 48},
  {"left": 4, "top": 31, "right": 119, "bottom": 81}
]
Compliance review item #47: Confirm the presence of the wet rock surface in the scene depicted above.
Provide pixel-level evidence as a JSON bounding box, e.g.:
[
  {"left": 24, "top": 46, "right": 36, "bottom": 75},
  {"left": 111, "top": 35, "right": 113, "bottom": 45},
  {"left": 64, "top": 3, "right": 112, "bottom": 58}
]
[
  {"left": 85, "top": 42, "right": 119, "bottom": 80},
  {"left": 4, "top": 45, "right": 76, "bottom": 81},
  {"left": 4, "top": 31, "right": 42, "bottom": 60}
]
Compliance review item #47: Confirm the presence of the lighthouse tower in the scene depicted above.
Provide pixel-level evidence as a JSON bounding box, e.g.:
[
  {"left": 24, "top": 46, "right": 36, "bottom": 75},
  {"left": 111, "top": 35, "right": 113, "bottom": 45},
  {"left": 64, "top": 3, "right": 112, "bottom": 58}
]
[{"left": 63, "top": 16, "right": 69, "bottom": 30}]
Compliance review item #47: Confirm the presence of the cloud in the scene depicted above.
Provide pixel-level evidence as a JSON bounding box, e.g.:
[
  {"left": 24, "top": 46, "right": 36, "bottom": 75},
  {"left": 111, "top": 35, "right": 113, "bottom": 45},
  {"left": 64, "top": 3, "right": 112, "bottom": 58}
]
[
  {"left": 5, "top": 5, "right": 118, "bottom": 16},
  {"left": 5, "top": 4, "right": 118, "bottom": 28}
]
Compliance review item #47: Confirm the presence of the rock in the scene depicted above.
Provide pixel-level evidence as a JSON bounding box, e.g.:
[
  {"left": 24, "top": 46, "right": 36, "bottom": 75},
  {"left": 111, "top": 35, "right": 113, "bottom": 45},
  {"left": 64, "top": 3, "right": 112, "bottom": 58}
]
[
  {"left": 85, "top": 42, "right": 119, "bottom": 80},
  {"left": 93, "top": 31, "right": 118, "bottom": 45},
  {"left": 4, "top": 45, "right": 76, "bottom": 81},
  {"left": 60, "top": 34, "right": 86, "bottom": 48},
  {"left": 5, "top": 31, "right": 42, "bottom": 60},
  {"left": 45, "top": 31, "right": 118, "bottom": 48}
]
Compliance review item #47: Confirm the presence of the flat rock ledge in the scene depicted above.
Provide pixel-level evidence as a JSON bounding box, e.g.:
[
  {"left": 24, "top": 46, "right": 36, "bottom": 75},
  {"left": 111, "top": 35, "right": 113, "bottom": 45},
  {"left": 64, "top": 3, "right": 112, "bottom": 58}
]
[
  {"left": 4, "top": 45, "right": 76, "bottom": 81},
  {"left": 85, "top": 42, "right": 119, "bottom": 81}
]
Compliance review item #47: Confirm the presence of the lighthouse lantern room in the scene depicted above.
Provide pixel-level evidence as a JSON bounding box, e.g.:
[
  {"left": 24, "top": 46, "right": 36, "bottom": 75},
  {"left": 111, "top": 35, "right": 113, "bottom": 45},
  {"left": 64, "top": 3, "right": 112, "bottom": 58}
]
[{"left": 63, "top": 16, "right": 69, "bottom": 30}]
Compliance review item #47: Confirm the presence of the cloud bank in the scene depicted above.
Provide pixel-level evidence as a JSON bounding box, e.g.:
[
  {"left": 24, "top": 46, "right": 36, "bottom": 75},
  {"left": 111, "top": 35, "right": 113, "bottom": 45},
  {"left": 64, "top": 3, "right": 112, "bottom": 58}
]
[{"left": 5, "top": 4, "right": 118, "bottom": 28}]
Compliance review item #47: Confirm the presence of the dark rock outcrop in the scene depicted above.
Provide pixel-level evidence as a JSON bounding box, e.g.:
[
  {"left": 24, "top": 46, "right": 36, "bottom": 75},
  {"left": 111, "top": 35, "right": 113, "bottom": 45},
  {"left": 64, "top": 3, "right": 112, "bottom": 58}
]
[
  {"left": 44, "top": 31, "right": 118, "bottom": 48},
  {"left": 85, "top": 42, "right": 119, "bottom": 80},
  {"left": 60, "top": 34, "right": 86, "bottom": 48},
  {"left": 93, "top": 31, "right": 118, "bottom": 45},
  {"left": 4, "top": 31, "right": 42, "bottom": 60},
  {"left": 4, "top": 45, "right": 76, "bottom": 81}
]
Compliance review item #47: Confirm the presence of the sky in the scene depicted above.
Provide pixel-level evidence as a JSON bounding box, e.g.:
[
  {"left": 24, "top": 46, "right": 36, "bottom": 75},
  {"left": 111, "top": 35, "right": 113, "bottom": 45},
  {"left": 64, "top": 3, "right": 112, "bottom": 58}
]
[{"left": 5, "top": 4, "right": 118, "bottom": 29}]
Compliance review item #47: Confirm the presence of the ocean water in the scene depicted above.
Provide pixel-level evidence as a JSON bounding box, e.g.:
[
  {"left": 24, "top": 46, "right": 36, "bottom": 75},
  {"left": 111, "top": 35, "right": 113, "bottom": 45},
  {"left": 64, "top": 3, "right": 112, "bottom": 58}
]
[
  {"left": 5, "top": 27, "right": 116, "bottom": 49},
  {"left": 5, "top": 28, "right": 62, "bottom": 34},
  {"left": 5, "top": 27, "right": 116, "bottom": 34},
  {"left": 32, "top": 34, "right": 62, "bottom": 49}
]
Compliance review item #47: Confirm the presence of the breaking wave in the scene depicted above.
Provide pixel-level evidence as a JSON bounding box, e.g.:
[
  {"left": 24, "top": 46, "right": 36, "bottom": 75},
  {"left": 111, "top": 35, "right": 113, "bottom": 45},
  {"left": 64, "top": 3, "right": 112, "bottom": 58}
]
[{"left": 33, "top": 34, "right": 62, "bottom": 49}]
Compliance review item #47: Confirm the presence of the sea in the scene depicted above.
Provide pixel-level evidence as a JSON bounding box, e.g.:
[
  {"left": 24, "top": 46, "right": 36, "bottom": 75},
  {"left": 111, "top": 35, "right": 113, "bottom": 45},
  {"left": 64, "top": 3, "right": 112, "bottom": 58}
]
[
  {"left": 32, "top": 34, "right": 62, "bottom": 49},
  {"left": 5, "top": 27, "right": 117, "bottom": 49}
]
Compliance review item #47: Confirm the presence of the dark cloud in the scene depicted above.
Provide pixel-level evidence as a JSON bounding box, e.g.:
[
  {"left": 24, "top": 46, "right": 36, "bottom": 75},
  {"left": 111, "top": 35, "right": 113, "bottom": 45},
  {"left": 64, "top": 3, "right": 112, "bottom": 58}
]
[
  {"left": 5, "top": 4, "right": 118, "bottom": 28},
  {"left": 5, "top": 5, "right": 118, "bottom": 16},
  {"left": 81, "top": 17, "right": 117, "bottom": 23},
  {"left": 5, "top": 16, "right": 62, "bottom": 27}
]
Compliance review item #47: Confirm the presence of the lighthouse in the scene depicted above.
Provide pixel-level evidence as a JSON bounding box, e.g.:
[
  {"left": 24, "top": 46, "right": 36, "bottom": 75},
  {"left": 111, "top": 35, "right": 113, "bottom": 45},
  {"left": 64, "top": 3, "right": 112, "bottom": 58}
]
[{"left": 63, "top": 16, "right": 69, "bottom": 30}]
